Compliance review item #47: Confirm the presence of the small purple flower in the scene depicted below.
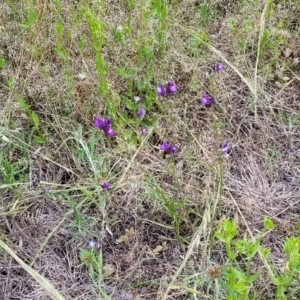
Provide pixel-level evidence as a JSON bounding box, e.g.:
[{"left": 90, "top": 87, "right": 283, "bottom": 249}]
[
  {"left": 159, "top": 140, "right": 177, "bottom": 154},
  {"left": 156, "top": 84, "right": 166, "bottom": 96},
  {"left": 101, "top": 181, "right": 110, "bottom": 189},
  {"left": 215, "top": 62, "right": 224, "bottom": 72},
  {"left": 140, "top": 128, "right": 147, "bottom": 135},
  {"left": 137, "top": 107, "right": 146, "bottom": 118},
  {"left": 94, "top": 117, "right": 115, "bottom": 137},
  {"left": 200, "top": 93, "right": 216, "bottom": 106},
  {"left": 159, "top": 140, "right": 168, "bottom": 151},
  {"left": 166, "top": 82, "right": 177, "bottom": 94},
  {"left": 220, "top": 142, "right": 230, "bottom": 154}
]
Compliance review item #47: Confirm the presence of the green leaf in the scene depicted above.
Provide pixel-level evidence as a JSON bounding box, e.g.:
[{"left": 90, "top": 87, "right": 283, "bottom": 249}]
[
  {"left": 30, "top": 111, "right": 39, "bottom": 129},
  {"left": 231, "top": 267, "right": 244, "bottom": 280},
  {"left": 116, "top": 67, "right": 136, "bottom": 78},
  {"left": 291, "top": 113, "right": 300, "bottom": 125},
  {"left": 19, "top": 23, "right": 29, "bottom": 29},
  {"left": 260, "top": 246, "right": 270, "bottom": 258},
  {"left": 246, "top": 272, "right": 260, "bottom": 283},
  {"left": 112, "top": 29, "right": 122, "bottom": 42},
  {"left": 0, "top": 58, "right": 6, "bottom": 68},
  {"left": 124, "top": 97, "right": 135, "bottom": 110},
  {"left": 34, "top": 135, "right": 47, "bottom": 143},
  {"left": 264, "top": 216, "right": 274, "bottom": 231},
  {"left": 16, "top": 95, "right": 29, "bottom": 111},
  {"left": 218, "top": 277, "right": 238, "bottom": 300},
  {"left": 28, "top": 10, "right": 37, "bottom": 26}
]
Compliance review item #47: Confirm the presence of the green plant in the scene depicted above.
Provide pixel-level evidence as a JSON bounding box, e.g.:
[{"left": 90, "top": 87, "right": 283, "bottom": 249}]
[
  {"left": 215, "top": 218, "right": 300, "bottom": 300},
  {"left": 19, "top": 9, "right": 37, "bottom": 30},
  {"left": 16, "top": 95, "right": 46, "bottom": 143},
  {"left": 79, "top": 248, "right": 111, "bottom": 299}
]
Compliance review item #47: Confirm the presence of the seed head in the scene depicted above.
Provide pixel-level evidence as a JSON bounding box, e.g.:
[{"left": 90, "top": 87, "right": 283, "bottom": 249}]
[{"left": 206, "top": 265, "right": 221, "bottom": 279}]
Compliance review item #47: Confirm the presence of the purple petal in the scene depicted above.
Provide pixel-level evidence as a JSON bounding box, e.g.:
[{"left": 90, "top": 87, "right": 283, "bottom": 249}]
[
  {"left": 157, "top": 84, "right": 166, "bottom": 96},
  {"left": 200, "top": 93, "right": 216, "bottom": 106},
  {"left": 169, "top": 146, "right": 177, "bottom": 153},
  {"left": 166, "top": 82, "right": 177, "bottom": 94},
  {"left": 220, "top": 142, "right": 230, "bottom": 154},
  {"left": 101, "top": 181, "right": 110, "bottom": 189},
  {"left": 137, "top": 107, "right": 146, "bottom": 118},
  {"left": 94, "top": 117, "right": 102, "bottom": 128},
  {"left": 160, "top": 141, "right": 178, "bottom": 154},
  {"left": 103, "top": 118, "right": 112, "bottom": 127},
  {"left": 106, "top": 128, "right": 115, "bottom": 137},
  {"left": 215, "top": 62, "right": 224, "bottom": 72},
  {"left": 140, "top": 128, "right": 147, "bottom": 135},
  {"left": 160, "top": 141, "right": 168, "bottom": 151}
]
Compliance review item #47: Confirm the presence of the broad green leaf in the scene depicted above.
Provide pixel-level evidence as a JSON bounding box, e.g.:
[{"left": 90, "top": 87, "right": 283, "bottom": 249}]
[
  {"left": 16, "top": 96, "right": 29, "bottom": 110},
  {"left": 30, "top": 112, "right": 39, "bottom": 129},
  {"left": 34, "top": 135, "right": 47, "bottom": 143}
]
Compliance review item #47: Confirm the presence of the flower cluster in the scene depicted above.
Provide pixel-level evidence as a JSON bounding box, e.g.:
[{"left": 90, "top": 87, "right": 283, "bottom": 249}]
[
  {"left": 94, "top": 117, "right": 115, "bottom": 137},
  {"left": 93, "top": 63, "right": 229, "bottom": 189},
  {"left": 159, "top": 140, "right": 177, "bottom": 154},
  {"left": 157, "top": 81, "right": 178, "bottom": 96}
]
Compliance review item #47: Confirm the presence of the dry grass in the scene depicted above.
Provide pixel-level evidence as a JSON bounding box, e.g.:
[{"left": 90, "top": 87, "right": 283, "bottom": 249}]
[{"left": 0, "top": 0, "right": 299, "bottom": 299}]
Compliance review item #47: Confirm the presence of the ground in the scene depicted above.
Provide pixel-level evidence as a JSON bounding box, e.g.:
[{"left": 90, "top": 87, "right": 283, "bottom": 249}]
[{"left": 0, "top": 1, "right": 299, "bottom": 300}]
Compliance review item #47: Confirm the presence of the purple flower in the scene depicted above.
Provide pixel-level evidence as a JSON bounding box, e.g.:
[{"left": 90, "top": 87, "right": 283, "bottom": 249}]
[
  {"left": 140, "top": 128, "right": 147, "bottom": 135},
  {"left": 200, "top": 93, "right": 216, "bottom": 106},
  {"left": 106, "top": 128, "right": 115, "bottom": 137},
  {"left": 137, "top": 107, "right": 146, "bottom": 118},
  {"left": 94, "top": 117, "right": 115, "bottom": 137},
  {"left": 166, "top": 82, "right": 177, "bottom": 94},
  {"left": 101, "top": 181, "right": 110, "bottom": 189},
  {"left": 159, "top": 140, "right": 177, "bottom": 154},
  {"left": 157, "top": 84, "right": 166, "bottom": 96},
  {"left": 157, "top": 82, "right": 178, "bottom": 97},
  {"left": 220, "top": 142, "right": 230, "bottom": 154},
  {"left": 215, "top": 62, "right": 224, "bottom": 72}
]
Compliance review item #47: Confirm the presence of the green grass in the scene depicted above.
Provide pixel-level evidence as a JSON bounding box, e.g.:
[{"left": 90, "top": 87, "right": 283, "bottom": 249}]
[{"left": 0, "top": 0, "right": 300, "bottom": 299}]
